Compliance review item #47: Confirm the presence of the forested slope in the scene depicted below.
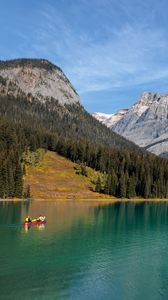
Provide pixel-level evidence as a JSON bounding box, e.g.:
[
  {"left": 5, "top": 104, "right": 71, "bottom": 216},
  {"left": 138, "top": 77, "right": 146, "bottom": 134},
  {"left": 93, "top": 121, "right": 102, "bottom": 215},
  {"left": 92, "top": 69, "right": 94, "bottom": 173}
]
[{"left": 0, "top": 92, "right": 168, "bottom": 199}]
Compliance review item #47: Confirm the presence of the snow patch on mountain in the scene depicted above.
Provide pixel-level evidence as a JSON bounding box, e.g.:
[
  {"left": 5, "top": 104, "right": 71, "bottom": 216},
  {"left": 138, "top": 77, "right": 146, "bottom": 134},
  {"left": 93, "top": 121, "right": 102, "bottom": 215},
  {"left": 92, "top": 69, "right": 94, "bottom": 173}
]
[{"left": 92, "top": 109, "right": 128, "bottom": 127}]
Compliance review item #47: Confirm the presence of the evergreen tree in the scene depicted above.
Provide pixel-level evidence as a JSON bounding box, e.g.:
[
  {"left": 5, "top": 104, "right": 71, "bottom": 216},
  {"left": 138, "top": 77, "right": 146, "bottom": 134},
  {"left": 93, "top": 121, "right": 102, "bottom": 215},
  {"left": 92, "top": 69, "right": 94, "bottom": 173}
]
[
  {"left": 104, "top": 175, "right": 110, "bottom": 195},
  {"left": 14, "top": 164, "right": 23, "bottom": 198},
  {"left": 7, "top": 161, "right": 15, "bottom": 197},
  {"left": 151, "top": 182, "right": 157, "bottom": 198},
  {"left": 24, "top": 184, "right": 31, "bottom": 199},
  {"left": 109, "top": 169, "right": 117, "bottom": 196},
  {"left": 2, "top": 162, "right": 9, "bottom": 198},
  {"left": 144, "top": 173, "right": 151, "bottom": 198},
  {"left": 127, "top": 176, "right": 136, "bottom": 199},
  {"left": 80, "top": 165, "right": 87, "bottom": 176},
  {"left": 119, "top": 172, "right": 126, "bottom": 198},
  {"left": 95, "top": 176, "right": 101, "bottom": 193}
]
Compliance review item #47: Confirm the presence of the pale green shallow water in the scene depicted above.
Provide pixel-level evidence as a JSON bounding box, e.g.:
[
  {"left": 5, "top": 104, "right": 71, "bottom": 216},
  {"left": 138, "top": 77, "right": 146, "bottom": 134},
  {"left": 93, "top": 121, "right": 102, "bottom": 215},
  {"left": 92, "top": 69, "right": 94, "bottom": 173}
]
[{"left": 1, "top": 201, "right": 168, "bottom": 300}]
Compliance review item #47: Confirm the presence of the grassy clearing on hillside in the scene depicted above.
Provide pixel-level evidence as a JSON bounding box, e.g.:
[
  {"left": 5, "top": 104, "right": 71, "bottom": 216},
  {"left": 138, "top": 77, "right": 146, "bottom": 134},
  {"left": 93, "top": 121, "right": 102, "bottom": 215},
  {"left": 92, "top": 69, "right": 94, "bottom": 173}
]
[{"left": 23, "top": 151, "right": 113, "bottom": 200}]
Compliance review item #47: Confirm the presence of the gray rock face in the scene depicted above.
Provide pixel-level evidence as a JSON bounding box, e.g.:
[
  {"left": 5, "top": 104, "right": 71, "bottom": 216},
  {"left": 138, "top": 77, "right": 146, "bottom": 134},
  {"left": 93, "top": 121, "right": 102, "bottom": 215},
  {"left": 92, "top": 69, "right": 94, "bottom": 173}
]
[
  {"left": 93, "top": 91, "right": 168, "bottom": 156},
  {"left": 0, "top": 59, "right": 80, "bottom": 105},
  {"left": 112, "top": 92, "right": 168, "bottom": 156}
]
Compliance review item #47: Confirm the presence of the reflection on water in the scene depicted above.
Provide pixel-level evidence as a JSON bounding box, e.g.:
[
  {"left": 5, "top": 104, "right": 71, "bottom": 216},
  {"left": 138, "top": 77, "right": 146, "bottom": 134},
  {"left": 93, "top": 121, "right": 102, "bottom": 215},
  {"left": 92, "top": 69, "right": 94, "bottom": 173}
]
[
  {"left": 2, "top": 200, "right": 168, "bottom": 230},
  {"left": 24, "top": 223, "right": 46, "bottom": 233},
  {"left": 1, "top": 201, "right": 168, "bottom": 300}
]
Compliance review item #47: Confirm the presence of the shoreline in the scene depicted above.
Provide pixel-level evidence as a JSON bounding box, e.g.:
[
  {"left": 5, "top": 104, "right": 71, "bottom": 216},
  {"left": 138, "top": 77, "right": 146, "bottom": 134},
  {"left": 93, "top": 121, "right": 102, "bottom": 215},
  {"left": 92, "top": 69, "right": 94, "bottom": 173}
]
[{"left": 1, "top": 197, "right": 168, "bottom": 203}]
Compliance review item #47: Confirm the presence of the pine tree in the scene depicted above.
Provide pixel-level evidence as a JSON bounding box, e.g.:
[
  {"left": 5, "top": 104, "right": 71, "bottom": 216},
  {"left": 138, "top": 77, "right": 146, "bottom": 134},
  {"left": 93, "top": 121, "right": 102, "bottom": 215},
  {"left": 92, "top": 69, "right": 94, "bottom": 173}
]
[
  {"left": 127, "top": 176, "right": 136, "bottom": 199},
  {"left": 95, "top": 176, "right": 101, "bottom": 193},
  {"left": 24, "top": 184, "right": 31, "bottom": 199},
  {"left": 14, "top": 164, "right": 23, "bottom": 198},
  {"left": 80, "top": 165, "right": 87, "bottom": 176},
  {"left": 144, "top": 173, "right": 151, "bottom": 198},
  {"left": 8, "top": 161, "right": 15, "bottom": 197},
  {"left": 119, "top": 172, "right": 126, "bottom": 198},
  {"left": 104, "top": 175, "right": 110, "bottom": 194},
  {"left": 109, "top": 169, "right": 117, "bottom": 196},
  {"left": 151, "top": 182, "right": 157, "bottom": 198},
  {"left": 2, "top": 162, "right": 9, "bottom": 198}
]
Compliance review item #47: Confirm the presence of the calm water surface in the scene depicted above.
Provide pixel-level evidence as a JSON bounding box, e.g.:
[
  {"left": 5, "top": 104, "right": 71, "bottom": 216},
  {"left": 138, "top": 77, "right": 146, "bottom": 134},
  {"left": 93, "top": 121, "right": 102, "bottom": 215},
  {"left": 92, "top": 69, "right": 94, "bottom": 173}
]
[{"left": 1, "top": 200, "right": 168, "bottom": 300}]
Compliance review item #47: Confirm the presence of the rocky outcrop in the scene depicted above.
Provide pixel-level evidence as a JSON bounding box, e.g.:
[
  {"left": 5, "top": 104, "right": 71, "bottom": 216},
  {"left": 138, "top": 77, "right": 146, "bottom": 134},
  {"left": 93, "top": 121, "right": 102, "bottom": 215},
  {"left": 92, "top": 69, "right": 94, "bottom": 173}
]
[{"left": 0, "top": 59, "right": 80, "bottom": 106}]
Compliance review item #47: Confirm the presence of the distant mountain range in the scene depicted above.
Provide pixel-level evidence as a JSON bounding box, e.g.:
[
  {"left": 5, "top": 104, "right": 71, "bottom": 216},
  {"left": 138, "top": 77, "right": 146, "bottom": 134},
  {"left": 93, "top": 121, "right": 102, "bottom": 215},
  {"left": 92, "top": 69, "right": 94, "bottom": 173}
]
[{"left": 92, "top": 92, "right": 168, "bottom": 157}]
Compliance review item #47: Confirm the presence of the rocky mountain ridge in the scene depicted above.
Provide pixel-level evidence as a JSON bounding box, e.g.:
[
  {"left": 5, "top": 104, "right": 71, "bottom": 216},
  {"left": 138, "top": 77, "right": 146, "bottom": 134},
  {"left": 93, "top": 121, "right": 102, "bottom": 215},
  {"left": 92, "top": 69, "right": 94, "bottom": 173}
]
[
  {"left": 93, "top": 92, "right": 168, "bottom": 157},
  {"left": 0, "top": 58, "right": 80, "bottom": 106}
]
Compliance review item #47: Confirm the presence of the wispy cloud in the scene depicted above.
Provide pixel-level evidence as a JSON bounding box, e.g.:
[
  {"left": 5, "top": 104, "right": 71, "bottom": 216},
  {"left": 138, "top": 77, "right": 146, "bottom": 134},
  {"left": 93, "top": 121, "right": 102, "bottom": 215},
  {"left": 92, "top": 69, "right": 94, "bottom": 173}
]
[{"left": 15, "top": 0, "right": 168, "bottom": 95}]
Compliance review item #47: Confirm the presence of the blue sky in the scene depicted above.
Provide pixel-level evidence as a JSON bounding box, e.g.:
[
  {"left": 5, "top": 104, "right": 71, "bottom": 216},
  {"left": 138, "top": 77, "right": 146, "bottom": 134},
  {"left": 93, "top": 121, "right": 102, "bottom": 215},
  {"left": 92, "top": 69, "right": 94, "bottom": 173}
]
[{"left": 1, "top": 0, "right": 168, "bottom": 113}]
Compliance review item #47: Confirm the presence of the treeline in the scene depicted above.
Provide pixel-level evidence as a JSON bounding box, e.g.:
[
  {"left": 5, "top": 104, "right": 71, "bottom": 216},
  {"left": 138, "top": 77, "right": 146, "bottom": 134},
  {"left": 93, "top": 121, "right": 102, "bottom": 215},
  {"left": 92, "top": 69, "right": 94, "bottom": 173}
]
[
  {"left": 0, "top": 93, "right": 168, "bottom": 199},
  {"left": 54, "top": 138, "right": 168, "bottom": 198},
  {"left": 0, "top": 58, "right": 62, "bottom": 74},
  {"left": 0, "top": 119, "right": 23, "bottom": 198}
]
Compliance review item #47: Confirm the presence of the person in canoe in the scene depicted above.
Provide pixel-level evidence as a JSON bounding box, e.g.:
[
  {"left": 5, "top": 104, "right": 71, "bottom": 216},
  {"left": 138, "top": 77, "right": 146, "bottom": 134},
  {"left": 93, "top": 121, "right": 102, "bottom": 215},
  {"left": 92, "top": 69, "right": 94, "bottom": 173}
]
[
  {"left": 25, "top": 216, "right": 32, "bottom": 223},
  {"left": 37, "top": 215, "right": 45, "bottom": 222}
]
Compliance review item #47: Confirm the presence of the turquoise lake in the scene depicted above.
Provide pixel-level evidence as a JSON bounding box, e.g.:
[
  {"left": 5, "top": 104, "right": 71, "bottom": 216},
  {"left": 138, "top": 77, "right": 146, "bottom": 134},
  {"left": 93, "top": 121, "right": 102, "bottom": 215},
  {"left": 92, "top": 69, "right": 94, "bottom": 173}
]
[{"left": 1, "top": 200, "right": 168, "bottom": 300}]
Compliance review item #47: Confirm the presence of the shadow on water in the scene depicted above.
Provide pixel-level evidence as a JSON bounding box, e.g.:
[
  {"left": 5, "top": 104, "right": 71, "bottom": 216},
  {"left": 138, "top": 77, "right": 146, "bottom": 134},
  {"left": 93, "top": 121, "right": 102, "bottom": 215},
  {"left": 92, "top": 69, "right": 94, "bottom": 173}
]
[
  {"left": 94, "top": 201, "right": 168, "bottom": 231},
  {"left": 0, "top": 201, "right": 22, "bottom": 225},
  {"left": 0, "top": 200, "right": 31, "bottom": 226}
]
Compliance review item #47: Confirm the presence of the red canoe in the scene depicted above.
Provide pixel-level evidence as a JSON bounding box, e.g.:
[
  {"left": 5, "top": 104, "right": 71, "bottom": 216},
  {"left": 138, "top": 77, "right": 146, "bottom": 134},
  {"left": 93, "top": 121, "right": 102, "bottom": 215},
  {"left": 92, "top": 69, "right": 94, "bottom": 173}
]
[{"left": 23, "top": 220, "right": 46, "bottom": 226}]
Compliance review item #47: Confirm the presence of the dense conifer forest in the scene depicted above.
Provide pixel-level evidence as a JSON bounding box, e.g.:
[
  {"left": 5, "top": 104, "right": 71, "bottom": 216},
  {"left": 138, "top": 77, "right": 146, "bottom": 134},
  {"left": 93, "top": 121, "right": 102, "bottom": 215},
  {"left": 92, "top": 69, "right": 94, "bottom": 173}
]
[{"left": 0, "top": 91, "right": 168, "bottom": 199}]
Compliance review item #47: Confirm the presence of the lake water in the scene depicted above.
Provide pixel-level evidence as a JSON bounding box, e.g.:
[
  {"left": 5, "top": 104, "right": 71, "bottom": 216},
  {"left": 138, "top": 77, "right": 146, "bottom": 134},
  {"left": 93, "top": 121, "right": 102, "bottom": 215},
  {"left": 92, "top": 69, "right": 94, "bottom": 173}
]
[{"left": 1, "top": 201, "right": 168, "bottom": 300}]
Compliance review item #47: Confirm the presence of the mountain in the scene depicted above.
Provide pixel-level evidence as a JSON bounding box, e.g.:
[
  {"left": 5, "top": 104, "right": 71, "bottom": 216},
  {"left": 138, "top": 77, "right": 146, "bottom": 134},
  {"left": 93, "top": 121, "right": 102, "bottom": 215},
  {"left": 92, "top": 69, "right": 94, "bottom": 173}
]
[
  {"left": 93, "top": 92, "right": 168, "bottom": 157},
  {"left": 0, "top": 58, "right": 80, "bottom": 105},
  {"left": 0, "top": 58, "right": 168, "bottom": 200},
  {"left": 0, "top": 58, "right": 142, "bottom": 151},
  {"left": 92, "top": 109, "right": 128, "bottom": 127},
  {"left": 112, "top": 92, "right": 168, "bottom": 157}
]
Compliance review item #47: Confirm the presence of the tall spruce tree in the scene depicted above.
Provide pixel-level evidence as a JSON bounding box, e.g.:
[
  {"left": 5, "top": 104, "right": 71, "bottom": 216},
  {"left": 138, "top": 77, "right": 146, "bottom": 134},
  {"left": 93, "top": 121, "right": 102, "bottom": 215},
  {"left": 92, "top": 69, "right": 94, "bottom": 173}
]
[
  {"left": 119, "top": 172, "right": 126, "bottom": 198},
  {"left": 24, "top": 184, "right": 31, "bottom": 200},
  {"left": 14, "top": 164, "right": 23, "bottom": 198},
  {"left": 127, "top": 176, "right": 136, "bottom": 199},
  {"left": 95, "top": 176, "right": 101, "bottom": 193},
  {"left": 109, "top": 169, "right": 117, "bottom": 196}
]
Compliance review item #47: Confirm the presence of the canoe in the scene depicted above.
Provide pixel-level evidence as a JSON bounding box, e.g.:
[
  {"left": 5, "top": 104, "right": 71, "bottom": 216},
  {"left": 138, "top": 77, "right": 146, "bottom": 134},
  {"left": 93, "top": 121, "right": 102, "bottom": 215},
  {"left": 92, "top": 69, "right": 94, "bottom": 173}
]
[{"left": 23, "top": 220, "right": 46, "bottom": 226}]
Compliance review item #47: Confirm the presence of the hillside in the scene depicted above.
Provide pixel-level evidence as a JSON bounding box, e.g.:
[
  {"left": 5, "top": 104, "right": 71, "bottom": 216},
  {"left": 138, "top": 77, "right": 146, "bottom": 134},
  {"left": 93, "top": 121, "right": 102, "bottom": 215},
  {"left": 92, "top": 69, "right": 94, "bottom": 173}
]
[{"left": 23, "top": 151, "right": 111, "bottom": 200}]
